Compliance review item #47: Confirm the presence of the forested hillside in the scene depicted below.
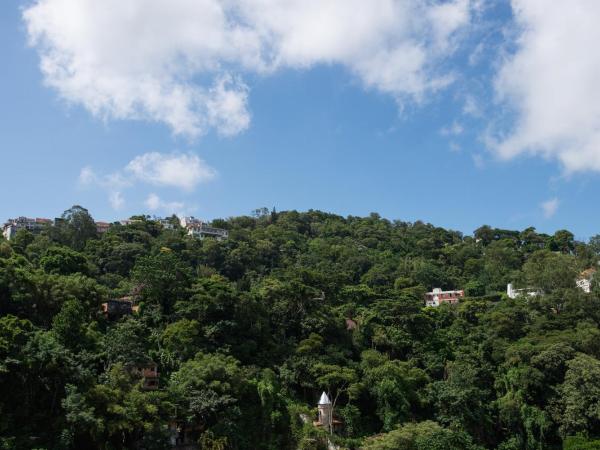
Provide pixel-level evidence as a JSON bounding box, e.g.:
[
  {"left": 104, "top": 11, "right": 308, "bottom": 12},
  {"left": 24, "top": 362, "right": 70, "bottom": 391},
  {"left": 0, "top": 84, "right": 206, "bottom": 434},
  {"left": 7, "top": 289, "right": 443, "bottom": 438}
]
[{"left": 3, "top": 206, "right": 600, "bottom": 449}]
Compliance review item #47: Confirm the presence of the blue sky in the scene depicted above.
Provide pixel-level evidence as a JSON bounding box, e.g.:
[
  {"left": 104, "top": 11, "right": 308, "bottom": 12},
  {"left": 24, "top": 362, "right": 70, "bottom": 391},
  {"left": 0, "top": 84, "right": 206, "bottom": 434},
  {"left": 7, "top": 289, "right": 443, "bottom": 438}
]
[{"left": 2, "top": 0, "right": 600, "bottom": 239}]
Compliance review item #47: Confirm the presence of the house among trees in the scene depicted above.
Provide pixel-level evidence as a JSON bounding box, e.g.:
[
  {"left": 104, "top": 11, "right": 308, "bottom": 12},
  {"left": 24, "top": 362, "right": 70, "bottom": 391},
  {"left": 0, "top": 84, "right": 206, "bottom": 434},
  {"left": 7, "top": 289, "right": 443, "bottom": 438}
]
[
  {"left": 576, "top": 268, "right": 596, "bottom": 293},
  {"left": 506, "top": 283, "right": 542, "bottom": 299},
  {"left": 345, "top": 318, "right": 358, "bottom": 331},
  {"left": 131, "top": 362, "right": 159, "bottom": 390},
  {"left": 101, "top": 297, "right": 139, "bottom": 320},
  {"left": 179, "top": 216, "right": 228, "bottom": 240},
  {"left": 2, "top": 215, "right": 112, "bottom": 240},
  {"left": 424, "top": 288, "right": 464, "bottom": 307},
  {"left": 2, "top": 216, "right": 52, "bottom": 240},
  {"left": 157, "top": 217, "right": 177, "bottom": 230},
  {"left": 95, "top": 221, "right": 110, "bottom": 234},
  {"left": 168, "top": 421, "right": 202, "bottom": 449}
]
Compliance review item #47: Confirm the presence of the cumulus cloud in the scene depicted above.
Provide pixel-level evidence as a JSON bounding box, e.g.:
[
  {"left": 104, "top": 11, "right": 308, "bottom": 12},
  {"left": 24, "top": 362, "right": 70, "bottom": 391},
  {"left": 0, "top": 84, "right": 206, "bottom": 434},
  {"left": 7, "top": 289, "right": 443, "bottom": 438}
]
[
  {"left": 493, "top": 0, "right": 600, "bottom": 173},
  {"left": 440, "top": 121, "right": 464, "bottom": 136},
  {"left": 23, "top": 0, "right": 472, "bottom": 137},
  {"left": 541, "top": 197, "right": 559, "bottom": 219},
  {"left": 109, "top": 191, "right": 125, "bottom": 210},
  {"left": 462, "top": 94, "right": 481, "bottom": 117},
  {"left": 79, "top": 151, "right": 215, "bottom": 210},
  {"left": 78, "top": 166, "right": 130, "bottom": 210},
  {"left": 126, "top": 152, "right": 216, "bottom": 191},
  {"left": 78, "top": 166, "right": 96, "bottom": 185},
  {"left": 472, "top": 153, "right": 485, "bottom": 169},
  {"left": 145, "top": 193, "right": 185, "bottom": 214}
]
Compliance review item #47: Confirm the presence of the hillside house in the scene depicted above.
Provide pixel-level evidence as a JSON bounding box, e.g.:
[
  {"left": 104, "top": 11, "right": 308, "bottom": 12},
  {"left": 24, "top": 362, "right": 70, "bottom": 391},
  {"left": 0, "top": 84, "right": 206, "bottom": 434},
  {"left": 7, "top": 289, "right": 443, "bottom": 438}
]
[
  {"left": 425, "top": 288, "right": 464, "bottom": 307},
  {"left": 101, "top": 297, "right": 139, "bottom": 320},
  {"left": 506, "top": 283, "right": 542, "bottom": 299},
  {"left": 158, "top": 218, "right": 176, "bottom": 230},
  {"left": 133, "top": 362, "right": 159, "bottom": 390},
  {"left": 576, "top": 268, "right": 596, "bottom": 293},
  {"left": 95, "top": 221, "right": 110, "bottom": 234},
  {"left": 180, "top": 217, "right": 228, "bottom": 240},
  {"left": 169, "top": 421, "right": 202, "bottom": 449},
  {"left": 2, "top": 217, "right": 52, "bottom": 240}
]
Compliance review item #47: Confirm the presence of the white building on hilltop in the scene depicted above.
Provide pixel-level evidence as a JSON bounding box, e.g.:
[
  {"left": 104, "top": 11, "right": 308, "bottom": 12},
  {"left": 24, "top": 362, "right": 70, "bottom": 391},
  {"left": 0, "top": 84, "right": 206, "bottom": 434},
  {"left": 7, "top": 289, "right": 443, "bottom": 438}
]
[
  {"left": 2, "top": 217, "right": 52, "bottom": 240},
  {"left": 425, "top": 288, "right": 464, "bottom": 307},
  {"left": 179, "top": 217, "right": 228, "bottom": 240},
  {"left": 157, "top": 218, "right": 176, "bottom": 230}
]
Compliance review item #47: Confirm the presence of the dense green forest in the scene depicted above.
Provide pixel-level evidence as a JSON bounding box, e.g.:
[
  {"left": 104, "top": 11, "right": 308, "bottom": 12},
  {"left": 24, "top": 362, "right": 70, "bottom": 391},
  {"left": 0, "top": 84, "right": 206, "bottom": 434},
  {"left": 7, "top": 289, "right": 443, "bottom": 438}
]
[{"left": 3, "top": 205, "right": 600, "bottom": 449}]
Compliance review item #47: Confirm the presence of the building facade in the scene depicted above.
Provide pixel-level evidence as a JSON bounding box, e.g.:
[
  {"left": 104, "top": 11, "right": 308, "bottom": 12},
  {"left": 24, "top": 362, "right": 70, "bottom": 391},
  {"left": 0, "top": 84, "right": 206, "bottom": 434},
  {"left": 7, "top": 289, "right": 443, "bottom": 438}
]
[
  {"left": 158, "top": 218, "right": 176, "bottom": 230},
  {"left": 95, "top": 221, "right": 111, "bottom": 234},
  {"left": 425, "top": 288, "right": 464, "bottom": 307},
  {"left": 180, "top": 217, "right": 228, "bottom": 240},
  {"left": 506, "top": 283, "right": 542, "bottom": 299},
  {"left": 2, "top": 217, "right": 52, "bottom": 240},
  {"left": 576, "top": 268, "right": 596, "bottom": 293}
]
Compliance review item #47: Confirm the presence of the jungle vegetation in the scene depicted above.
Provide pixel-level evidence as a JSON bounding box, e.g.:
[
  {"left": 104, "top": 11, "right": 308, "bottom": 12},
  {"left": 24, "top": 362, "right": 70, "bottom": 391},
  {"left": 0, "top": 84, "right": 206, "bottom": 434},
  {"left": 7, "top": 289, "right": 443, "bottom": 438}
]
[{"left": 2, "top": 205, "right": 600, "bottom": 449}]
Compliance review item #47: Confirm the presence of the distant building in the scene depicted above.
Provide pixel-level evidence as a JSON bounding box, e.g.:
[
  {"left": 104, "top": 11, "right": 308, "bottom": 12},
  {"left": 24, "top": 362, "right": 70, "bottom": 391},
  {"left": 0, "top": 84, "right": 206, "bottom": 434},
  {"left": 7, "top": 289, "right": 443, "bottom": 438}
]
[
  {"left": 576, "top": 268, "right": 596, "bottom": 293},
  {"left": 132, "top": 362, "right": 159, "bottom": 390},
  {"left": 2, "top": 224, "right": 15, "bottom": 240},
  {"left": 506, "top": 283, "right": 542, "bottom": 299},
  {"left": 95, "top": 221, "right": 110, "bottom": 234},
  {"left": 169, "top": 421, "right": 202, "bottom": 449},
  {"left": 101, "top": 297, "right": 139, "bottom": 320},
  {"left": 345, "top": 318, "right": 358, "bottom": 331},
  {"left": 155, "top": 217, "right": 177, "bottom": 230},
  {"left": 125, "top": 361, "right": 159, "bottom": 391},
  {"left": 2, "top": 217, "right": 52, "bottom": 240},
  {"left": 425, "top": 288, "right": 464, "bottom": 307},
  {"left": 316, "top": 392, "right": 332, "bottom": 428},
  {"left": 313, "top": 391, "right": 343, "bottom": 432},
  {"left": 118, "top": 218, "right": 145, "bottom": 226},
  {"left": 179, "top": 217, "right": 228, "bottom": 240}
]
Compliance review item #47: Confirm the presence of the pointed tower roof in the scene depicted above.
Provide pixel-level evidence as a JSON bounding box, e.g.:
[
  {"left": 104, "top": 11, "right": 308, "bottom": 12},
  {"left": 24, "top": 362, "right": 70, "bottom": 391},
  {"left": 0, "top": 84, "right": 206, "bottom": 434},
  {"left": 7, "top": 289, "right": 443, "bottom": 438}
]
[{"left": 318, "top": 391, "right": 331, "bottom": 405}]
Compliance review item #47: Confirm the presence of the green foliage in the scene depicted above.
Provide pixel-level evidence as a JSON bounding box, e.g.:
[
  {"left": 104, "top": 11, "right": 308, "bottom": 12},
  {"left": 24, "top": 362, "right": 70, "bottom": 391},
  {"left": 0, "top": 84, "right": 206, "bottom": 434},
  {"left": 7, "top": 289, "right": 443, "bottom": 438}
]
[
  {"left": 132, "top": 250, "right": 191, "bottom": 315},
  {"left": 564, "top": 435, "right": 600, "bottom": 449},
  {"left": 362, "top": 420, "right": 483, "bottom": 450},
  {"left": 557, "top": 354, "right": 600, "bottom": 438},
  {"left": 2, "top": 207, "right": 600, "bottom": 449},
  {"left": 56, "top": 205, "right": 98, "bottom": 251},
  {"left": 40, "top": 246, "right": 88, "bottom": 275}
]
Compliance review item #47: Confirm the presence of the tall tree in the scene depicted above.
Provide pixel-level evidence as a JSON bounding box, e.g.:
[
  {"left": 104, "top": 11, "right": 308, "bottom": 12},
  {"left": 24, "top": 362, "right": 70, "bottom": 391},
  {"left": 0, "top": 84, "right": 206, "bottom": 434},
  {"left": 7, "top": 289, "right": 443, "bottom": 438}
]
[{"left": 59, "top": 205, "right": 98, "bottom": 251}]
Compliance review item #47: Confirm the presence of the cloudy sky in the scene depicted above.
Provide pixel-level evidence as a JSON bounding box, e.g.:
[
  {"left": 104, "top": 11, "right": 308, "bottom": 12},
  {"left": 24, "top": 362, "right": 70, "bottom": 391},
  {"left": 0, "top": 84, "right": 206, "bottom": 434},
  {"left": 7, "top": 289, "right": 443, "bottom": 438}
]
[{"left": 2, "top": 0, "right": 600, "bottom": 238}]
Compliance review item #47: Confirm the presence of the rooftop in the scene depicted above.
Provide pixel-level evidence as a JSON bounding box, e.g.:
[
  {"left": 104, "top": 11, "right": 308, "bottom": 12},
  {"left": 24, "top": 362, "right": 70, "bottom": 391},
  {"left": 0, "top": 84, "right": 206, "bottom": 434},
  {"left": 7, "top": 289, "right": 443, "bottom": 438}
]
[{"left": 318, "top": 392, "right": 331, "bottom": 405}]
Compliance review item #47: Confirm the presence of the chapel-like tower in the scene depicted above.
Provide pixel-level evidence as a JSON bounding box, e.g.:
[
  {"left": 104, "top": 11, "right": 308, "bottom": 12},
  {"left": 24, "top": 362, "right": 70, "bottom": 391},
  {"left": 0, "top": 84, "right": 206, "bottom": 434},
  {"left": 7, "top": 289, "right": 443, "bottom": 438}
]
[{"left": 317, "top": 391, "right": 332, "bottom": 427}]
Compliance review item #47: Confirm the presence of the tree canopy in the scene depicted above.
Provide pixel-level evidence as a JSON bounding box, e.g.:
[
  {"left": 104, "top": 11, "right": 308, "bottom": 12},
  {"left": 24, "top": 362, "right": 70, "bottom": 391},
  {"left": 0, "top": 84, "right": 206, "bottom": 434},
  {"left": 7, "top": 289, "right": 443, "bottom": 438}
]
[{"left": 1, "top": 206, "right": 600, "bottom": 449}]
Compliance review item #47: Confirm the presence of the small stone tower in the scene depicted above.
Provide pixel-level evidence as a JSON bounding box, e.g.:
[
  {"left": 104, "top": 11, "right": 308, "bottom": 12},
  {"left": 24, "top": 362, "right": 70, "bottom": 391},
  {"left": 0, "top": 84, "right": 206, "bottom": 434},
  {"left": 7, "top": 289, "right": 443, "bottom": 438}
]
[{"left": 317, "top": 391, "right": 332, "bottom": 427}]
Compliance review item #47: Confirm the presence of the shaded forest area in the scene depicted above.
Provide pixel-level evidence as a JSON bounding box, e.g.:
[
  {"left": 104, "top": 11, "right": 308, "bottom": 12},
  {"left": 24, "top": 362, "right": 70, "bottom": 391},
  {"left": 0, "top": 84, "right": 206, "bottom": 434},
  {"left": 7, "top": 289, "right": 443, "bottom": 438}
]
[{"left": 2, "top": 206, "right": 600, "bottom": 449}]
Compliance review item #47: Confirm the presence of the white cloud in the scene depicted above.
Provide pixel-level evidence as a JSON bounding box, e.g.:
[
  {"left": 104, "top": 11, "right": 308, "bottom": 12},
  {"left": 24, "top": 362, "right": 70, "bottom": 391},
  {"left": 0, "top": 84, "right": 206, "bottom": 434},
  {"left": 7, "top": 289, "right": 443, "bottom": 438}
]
[
  {"left": 541, "top": 197, "right": 559, "bottom": 219},
  {"left": 109, "top": 191, "right": 125, "bottom": 210},
  {"left": 440, "top": 121, "right": 464, "bottom": 136},
  {"left": 23, "top": 0, "right": 473, "bottom": 137},
  {"left": 462, "top": 94, "right": 481, "bottom": 117},
  {"left": 126, "top": 152, "right": 216, "bottom": 191},
  {"left": 79, "top": 166, "right": 129, "bottom": 210},
  {"left": 145, "top": 193, "right": 185, "bottom": 214},
  {"left": 145, "top": 193, "right": 161, "bottom": 211},
  {"left": 493, "top": 0, "right": 600, "bottom": 173},
  {"left": 472, "top": 153, "right": 485, "bottom": 169},
  {"left": 79, "top": 151, "right": 215, "bottom": 210},
  {"left": 78, "top": 166, "right": 96, "bottom": 185},
  {"left": 449, "top": 142, "right": 461, "bottom": 153}
]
